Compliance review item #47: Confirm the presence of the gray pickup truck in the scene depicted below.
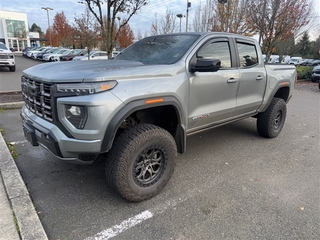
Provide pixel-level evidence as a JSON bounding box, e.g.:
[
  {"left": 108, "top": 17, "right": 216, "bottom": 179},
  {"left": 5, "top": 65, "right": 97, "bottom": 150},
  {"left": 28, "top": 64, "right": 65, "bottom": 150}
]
[{"left": 21, "top": 32, "right": 296, "bottom": 201}]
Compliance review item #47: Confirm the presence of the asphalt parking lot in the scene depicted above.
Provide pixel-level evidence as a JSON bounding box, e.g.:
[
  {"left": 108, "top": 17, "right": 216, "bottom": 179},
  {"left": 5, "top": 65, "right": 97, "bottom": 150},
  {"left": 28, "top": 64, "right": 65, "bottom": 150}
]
[{"left": 0, "top": 57, "right": 319, "bottom": 239}]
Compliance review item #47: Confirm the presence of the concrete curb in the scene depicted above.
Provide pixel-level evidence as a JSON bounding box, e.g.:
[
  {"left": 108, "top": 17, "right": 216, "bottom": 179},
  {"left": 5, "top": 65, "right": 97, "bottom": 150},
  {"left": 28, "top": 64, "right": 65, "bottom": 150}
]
[
  {"left": 0, "top": 101, "right": 24, "bottom": 110},
  {"left": 0, "top": 131, "right": 48, "bottom": 239}
]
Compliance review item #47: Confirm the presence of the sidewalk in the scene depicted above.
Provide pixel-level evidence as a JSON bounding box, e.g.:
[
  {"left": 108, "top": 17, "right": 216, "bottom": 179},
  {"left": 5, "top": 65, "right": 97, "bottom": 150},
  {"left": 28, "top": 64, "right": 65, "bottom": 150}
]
[{"left": 0, "top": 101, "right": 47, "bottom": 240}]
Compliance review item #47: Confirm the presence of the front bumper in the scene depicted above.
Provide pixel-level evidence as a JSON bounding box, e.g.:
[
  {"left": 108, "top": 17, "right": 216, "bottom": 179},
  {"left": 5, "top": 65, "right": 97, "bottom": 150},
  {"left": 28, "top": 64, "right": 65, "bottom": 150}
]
[
  {"left": 0, "top": 60, "right": 15, "bottom": 67},
  {"left": 21, "top": 105, "right": 102, "bottom": 164},
  {"left": 311, "top": 74, "right": 320, "bottom": 81}
]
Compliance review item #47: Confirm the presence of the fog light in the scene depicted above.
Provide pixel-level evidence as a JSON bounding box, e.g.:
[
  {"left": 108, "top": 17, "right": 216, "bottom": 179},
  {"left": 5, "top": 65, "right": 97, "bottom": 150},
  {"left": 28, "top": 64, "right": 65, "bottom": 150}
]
[
  {"left": 65, "top": 105, "right": 87, "bottom": 129},
  {"left": 68, "top": 106, "right": 82, "bottom": 116}
]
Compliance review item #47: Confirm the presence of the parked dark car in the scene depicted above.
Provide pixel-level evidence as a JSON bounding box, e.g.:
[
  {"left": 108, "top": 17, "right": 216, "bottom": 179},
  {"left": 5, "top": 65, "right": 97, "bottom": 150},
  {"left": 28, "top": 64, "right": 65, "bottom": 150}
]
[
  {"left": 60, "top": 49, "right": 87, "bottom": 61},
  {"left": 311, "top": 65, "right": 320, "bottom": 82},
  {"left": 36, "top": 48, "right": 56, "bottom": 60},
  {"left": 307, "top": 59, "right": 320, "bottom": 66},
  {"left": 300, "top": 59, "right": 312, "bottom": 66},
  {"left": 22, "top": 47, "right": 37, "bottom": 57}
]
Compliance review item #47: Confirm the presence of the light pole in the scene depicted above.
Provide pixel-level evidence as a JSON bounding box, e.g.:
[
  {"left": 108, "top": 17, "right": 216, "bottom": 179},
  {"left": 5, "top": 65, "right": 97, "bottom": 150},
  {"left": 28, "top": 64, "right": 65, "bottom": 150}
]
[
  {"left": 186, "top": 1, "right": 191, "bottom": 32},
  {"left": 42, "top": 7, "right": 53, "bottom": 46},
  {"left": 176, "top": 14, "right": 183, "bottom": 32},
  {"left": 117, "top": 16, "right": 121, "bottom": 30}
]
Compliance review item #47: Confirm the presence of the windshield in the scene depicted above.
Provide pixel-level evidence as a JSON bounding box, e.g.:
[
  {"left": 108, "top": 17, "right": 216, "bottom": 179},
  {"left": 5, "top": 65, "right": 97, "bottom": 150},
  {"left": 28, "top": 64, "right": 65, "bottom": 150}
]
[
  {"left": 57, "top": 49, "right": 68, "bottom": 54},
  {"left": 115, "top": 34, "right": 200, "bottom": 64},
  {"left": 89, "top": 51, "right": 98, "bottom": 56},
  {"left": 73, "top": 49, "right": 83, "bottom": 54},
  {"left": 83, "top": 51, "right": 96, "bottom": 57},
  {"left": 0, "top": 44, "right": 8, "bottom": 50},
  {"left": 50, "top": 49, "right": 60, "bottom": 54}
]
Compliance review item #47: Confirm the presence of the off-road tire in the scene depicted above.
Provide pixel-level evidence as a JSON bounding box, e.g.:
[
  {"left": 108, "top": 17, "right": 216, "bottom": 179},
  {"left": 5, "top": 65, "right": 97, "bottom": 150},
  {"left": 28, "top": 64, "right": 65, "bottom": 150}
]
[
  {"left": 105, "top": 124, "right": 177, "bottom": 202},
  {"left": 9, "top": 66, "right": 15, "bottom": 72},
  {"left": 257, "top": 97, "right": 287, "bottom": 138}
]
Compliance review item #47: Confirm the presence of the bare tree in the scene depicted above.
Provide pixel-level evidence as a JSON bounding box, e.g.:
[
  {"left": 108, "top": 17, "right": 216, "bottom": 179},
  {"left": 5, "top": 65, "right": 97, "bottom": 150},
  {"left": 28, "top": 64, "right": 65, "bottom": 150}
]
[
  {"left": 150, "top": 10, "right": 178, "bottom": 35},
  {"left": 79, "top": 0, "right": 148, "bottom": 58},
  {"left": 136, "top": 29, "right": 143, "bottom": 40},
  {"left": 160, "top": 9, "right": 178, "bottom": 34},
  {"left": 247, "top": 0, "right": 314, "bottom": 58},
  {"left": 73, "top": 8, "right": 101, "bottom": 59},
  {"left": 193, "top": 0, "right": 253, "bottom": 35},
  {"left": 150, "top": 13, "right": 159, "bottom": 36},
  {"left": 193, "top": 0, "right": 214, "bottom": 32}
]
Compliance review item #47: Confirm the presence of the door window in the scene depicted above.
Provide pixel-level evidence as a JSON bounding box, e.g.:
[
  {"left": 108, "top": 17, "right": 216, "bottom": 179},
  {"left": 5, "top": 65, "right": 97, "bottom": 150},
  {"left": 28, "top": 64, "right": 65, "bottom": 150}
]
[
  {"left": 197, "top": 41, "right": 231, "bottom": 68},
  {"left": 236, "top": 42, "right": 258, "bottom": 67}
]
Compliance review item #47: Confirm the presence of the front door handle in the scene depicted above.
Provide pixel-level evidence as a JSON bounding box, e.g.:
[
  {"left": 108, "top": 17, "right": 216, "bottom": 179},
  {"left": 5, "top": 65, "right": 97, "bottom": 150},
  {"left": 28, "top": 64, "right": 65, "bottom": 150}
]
[
  {"left": 227, "top": 78, "right": 238, "bottom": 83},
  {"left": 256, "top": 75, "right": 264, "bottom": 80}
]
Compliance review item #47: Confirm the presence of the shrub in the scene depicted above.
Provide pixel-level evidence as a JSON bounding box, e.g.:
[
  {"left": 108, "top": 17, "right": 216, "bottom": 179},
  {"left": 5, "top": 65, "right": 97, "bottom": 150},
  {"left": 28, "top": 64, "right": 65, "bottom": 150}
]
[{"left": 296, "top": 66, "right": 313, "bottom": 80}]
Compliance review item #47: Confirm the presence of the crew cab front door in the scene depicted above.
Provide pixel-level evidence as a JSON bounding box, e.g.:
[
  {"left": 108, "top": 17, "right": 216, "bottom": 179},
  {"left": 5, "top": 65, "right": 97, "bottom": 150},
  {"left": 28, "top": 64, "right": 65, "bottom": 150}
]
[{"left": 187, "top": 38, "right": 239, "bottom": 132}]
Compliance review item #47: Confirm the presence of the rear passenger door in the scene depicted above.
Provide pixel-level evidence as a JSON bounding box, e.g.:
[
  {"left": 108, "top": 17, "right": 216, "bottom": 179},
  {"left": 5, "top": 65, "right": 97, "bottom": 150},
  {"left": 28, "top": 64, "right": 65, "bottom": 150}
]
[{"left": 234, "top": 40, "right": 267, "bottom": 116}]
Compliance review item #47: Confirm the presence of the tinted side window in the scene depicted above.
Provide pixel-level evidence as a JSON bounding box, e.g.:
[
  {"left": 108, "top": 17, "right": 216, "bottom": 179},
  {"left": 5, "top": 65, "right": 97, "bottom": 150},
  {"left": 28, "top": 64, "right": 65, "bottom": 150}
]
[
  {"left": 237, "top": 42, "right": 258, "bottom": 67},
  {"left": 197, "top": 41, "right": 231, "bottom": 68}
]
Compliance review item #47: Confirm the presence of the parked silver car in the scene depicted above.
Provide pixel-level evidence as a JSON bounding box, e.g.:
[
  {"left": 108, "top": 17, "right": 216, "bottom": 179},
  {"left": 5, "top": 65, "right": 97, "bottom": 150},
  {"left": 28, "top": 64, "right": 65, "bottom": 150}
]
[{"left": 72, "top": 50, "right": 108, "bottom": 60}]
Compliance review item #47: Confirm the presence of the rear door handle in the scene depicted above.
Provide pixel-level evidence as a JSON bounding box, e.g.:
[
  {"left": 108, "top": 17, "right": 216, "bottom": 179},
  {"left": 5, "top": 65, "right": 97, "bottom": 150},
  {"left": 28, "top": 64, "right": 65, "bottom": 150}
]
[
  {"left": 227, "top": 78, "right": 238, "bottom": 83},
  {"left": 256, "top": 75, "right": 264, "bottom": 80}
]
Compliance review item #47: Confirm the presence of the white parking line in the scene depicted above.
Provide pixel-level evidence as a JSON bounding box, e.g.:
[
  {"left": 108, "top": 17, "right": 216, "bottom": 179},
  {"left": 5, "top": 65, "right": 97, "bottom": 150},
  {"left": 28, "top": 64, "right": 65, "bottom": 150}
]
[
  {"left": 85, "top": 196, "right": 189, "bottom": 240},
  {"left": 10, "top": 140, "right": 28, "bottom": 145},
  {"left": 85, "top": 210, "right": 153, "bottom": 240}
]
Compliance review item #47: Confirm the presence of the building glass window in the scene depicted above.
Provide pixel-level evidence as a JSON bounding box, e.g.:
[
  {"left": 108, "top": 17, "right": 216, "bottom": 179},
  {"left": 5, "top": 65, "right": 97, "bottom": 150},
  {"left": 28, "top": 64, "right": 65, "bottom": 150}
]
[{"left": 5, "top": 19, "right": 26, "bottom": 38}]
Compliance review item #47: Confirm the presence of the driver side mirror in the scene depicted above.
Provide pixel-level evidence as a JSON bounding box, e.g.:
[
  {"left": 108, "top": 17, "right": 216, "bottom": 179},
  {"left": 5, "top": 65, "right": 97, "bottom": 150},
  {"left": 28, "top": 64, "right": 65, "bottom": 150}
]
[{"left": 190, "top": 59, "right": 221, "bottom": 72}]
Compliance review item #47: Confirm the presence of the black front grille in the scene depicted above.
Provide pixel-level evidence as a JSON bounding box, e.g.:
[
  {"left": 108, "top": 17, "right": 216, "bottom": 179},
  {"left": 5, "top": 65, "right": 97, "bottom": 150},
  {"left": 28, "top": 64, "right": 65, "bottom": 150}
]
[
  {"left": 21, "top": 76, "right": 54, "bottom": 122},
  {"left": 0, "top": 54, "right": 10, "bottom": 59}
]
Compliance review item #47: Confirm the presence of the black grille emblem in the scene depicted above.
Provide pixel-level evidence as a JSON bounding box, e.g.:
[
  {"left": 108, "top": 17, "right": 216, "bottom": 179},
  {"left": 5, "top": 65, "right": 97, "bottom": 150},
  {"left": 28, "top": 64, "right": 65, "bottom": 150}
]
[{"left": 28, "top": 83, "right": 40, "bottom": 97}]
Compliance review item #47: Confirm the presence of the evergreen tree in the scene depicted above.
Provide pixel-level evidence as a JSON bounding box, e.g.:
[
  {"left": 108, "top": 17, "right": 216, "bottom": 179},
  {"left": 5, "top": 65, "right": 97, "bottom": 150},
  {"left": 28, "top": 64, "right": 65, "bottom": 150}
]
[
  {"left": 297, "top": 32, "right": 311, "bottom": 57},
  {"left": 30, "top": 23, "right": 43, "bottom": 36}
]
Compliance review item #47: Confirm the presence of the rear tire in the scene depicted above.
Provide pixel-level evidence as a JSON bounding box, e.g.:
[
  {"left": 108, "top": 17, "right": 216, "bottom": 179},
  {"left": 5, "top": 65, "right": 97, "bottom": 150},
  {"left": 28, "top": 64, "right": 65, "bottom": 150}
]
[
  {"left": 105, "top": 124, "right": 177, "bottom": 202},
  {"left": 257, "top": 97, "right": 287, "bottom": 138}
]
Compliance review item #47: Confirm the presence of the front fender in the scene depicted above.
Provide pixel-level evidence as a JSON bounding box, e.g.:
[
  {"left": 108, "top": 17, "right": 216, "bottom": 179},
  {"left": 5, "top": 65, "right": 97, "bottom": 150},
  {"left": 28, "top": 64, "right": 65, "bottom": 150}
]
[{"left": 100, "top": 96, "right": 186, "bottom": 154}]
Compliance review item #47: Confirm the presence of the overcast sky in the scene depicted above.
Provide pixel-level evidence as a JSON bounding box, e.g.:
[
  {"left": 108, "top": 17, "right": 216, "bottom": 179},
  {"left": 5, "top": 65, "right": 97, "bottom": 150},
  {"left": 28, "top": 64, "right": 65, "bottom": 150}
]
[
  {"left": 0, "top": 0, "right": 196, "bottom": 37},
  {"left": 1, "top": 0, "right": 319, "bottom": 40}
]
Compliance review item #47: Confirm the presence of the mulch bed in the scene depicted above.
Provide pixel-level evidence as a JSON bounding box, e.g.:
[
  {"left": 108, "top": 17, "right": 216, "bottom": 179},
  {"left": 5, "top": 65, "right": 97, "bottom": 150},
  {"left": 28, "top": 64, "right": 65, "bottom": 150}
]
[{"left": 0, "top": 92, "right": 23, "bottom": 104}]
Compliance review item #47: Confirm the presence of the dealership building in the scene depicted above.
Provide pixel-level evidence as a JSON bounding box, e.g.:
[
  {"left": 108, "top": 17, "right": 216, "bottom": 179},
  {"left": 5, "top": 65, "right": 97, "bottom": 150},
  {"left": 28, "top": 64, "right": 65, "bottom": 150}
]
[{"left": 0, "top": 10, "right": 43, "bottom": 51}]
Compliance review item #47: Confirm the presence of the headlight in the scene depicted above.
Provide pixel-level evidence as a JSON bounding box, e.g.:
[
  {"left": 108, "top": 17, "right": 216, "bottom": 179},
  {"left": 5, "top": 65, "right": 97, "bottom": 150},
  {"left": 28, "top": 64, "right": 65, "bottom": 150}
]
[
  {"left": 9, "top": 54, "right": 14, "bottom": 59},
  {"left": 56, "top": 81, "right": 117, "bottom": 95},
  {"left": 65, "top": 105, "right": 87, "bottom": 129}
]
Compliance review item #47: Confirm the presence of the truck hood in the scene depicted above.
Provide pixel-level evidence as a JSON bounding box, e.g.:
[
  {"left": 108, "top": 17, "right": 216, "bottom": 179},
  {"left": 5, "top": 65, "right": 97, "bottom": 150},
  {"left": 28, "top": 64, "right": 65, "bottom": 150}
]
[
  {"left": 23, "top": 60, "right": 182, "bottom": 83},
  {"left": 0, "top": 49, "right": 13, "bottom": 54}
]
